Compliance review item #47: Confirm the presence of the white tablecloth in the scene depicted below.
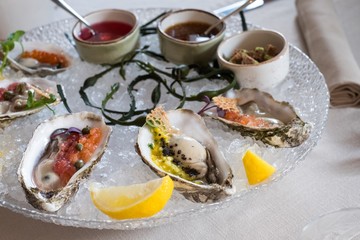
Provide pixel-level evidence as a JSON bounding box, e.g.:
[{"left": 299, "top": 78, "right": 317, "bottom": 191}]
[{"left": 1, "top": 0, "right": 360, "bottom": 239}]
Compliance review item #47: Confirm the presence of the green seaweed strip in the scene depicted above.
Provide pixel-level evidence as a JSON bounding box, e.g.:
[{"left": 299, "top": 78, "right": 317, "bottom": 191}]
[
  {"left": 57, "top": 84, "right": 72, "bottom": 113},
  {"left": 101, "top": 83, "right": 146, "bottom": 126}
]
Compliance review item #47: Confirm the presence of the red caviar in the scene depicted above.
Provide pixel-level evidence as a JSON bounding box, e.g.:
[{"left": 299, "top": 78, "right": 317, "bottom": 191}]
[
  {"left": 21, "top": 50, "right": 69, "bottom": 68},
  {"left": 53, "top": 128, "right": 102, "bottom": 186},
  {"left": 224, "top": 111, "right": 270, "bottom": 128}
]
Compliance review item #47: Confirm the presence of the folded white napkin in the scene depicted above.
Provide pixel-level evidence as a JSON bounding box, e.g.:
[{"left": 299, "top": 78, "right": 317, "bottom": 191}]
[{"left": 296, "top": 0, "right": 360, "bottom": 107}]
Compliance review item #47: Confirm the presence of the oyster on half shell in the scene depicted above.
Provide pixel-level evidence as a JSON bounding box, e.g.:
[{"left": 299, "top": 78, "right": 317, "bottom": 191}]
[
  {"left": 17, "top": 112, "right": 112, "bottom": 212},
  {"left": 204, "top": 88, "right": 311, "bottom": 148},
  {"left": 0, "top": 77, "right": 60, "bottom": 121},
  {"left": 7, "top": 42, "right": 71, "bottom": 77},
  {"left": 136, "top": 107, "right": 234, "bottom": 203}
]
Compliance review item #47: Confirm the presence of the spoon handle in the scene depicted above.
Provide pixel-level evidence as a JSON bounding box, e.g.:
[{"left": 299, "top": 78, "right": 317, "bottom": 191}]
[
  {"left": 51, "top": 0, "right": 96, "bottom": 35},
  {"left": 204, "top": 0, "right": 257, "bottom": 35}
]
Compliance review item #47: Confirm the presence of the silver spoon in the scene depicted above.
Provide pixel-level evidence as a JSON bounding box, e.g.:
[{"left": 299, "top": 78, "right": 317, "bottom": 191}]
[
  {"left": 204, "top": 0, "right": 257, "bottom": 36},
  {"left": 51, "top": 0, "right": 97, "bottom": 36}
]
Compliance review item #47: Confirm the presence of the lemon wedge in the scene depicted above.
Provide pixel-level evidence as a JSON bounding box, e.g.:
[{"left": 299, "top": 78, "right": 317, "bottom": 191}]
[
  {"left": 242, "top": 150, "right": 276, "bottom": 185},
  {"left": 89, "top": 175, "right": 174, "bottom": 220}
]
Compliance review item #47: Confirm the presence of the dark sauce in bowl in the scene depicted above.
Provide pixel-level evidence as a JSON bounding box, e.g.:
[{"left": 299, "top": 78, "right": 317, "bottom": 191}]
[
  {"left": 79, "top": 21, "right": 133, "bottom": 42},
  {"left": 165, "top": 22, "right": 220, "bottom": 42}
]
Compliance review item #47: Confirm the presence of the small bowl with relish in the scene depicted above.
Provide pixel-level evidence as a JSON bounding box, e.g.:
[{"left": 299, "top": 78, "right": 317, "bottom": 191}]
[
  {"left": 217, "top": 29, "right": 289, "bottom": 91},
  {"left": 157, "top": 9, "right": 226, "bottom": 65},
  {"left": 72, "top": 9, "right": 140, "bottom": 64}
]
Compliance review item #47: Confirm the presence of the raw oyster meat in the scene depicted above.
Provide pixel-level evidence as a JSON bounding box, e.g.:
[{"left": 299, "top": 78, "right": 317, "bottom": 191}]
[
  {"left": 7, "top": 41, "right": 71, "bottom": 77},
  {"left": 204, "top": 88, "right": 311, "bottom": 148},
  {"left": 136, "top": 107, "right": 234, "bottom": 203},
  {"left": 0, "top": 77, "right": 60, "bottom": 121},
  {"left": 17, "top": 111, "right": 112, "bottom": 212}
]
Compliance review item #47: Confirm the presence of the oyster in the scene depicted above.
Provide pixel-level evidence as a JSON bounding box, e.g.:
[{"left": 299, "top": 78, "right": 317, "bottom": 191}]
[
  {"left": 204, "top": 88, "right": 311, "bottom": 148},
  {"left": 136, "top": 107, "right": 234, "bottom": 203},
  {"left": 17, "top": 112, "right": 112, "bottom": 212},
  {"left": 7, "top": 42, "right": 71, "bottom": 77},
  {"left": 0, "top": 77, "right": 60, "bottom": 121}
]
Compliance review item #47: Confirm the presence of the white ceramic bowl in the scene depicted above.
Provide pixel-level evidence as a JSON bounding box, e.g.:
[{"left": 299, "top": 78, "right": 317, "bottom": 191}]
[
  {"left": 72, "top": 9, "right": 140, "bottom": 64},
  {"left": 157, "top": 9, "right": 226, "bottom": 65},
  {"left": 217, "top": 29, "right": 289, "bottom": 91}
]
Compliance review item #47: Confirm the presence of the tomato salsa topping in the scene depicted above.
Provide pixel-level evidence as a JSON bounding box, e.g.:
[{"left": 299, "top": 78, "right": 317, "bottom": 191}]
[{"left": 51, "top": 126, "right": 102, "bottom": 186}]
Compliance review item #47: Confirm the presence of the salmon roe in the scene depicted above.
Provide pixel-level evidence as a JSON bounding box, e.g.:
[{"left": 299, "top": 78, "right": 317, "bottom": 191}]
[
  {"left": 224, "top": 111, "right": 270, "bottom": 128},
  {"left": 53, "top": 128, "right": 102, "bottom": 186},
  {"left": 21, "top": 50, "right": 69, "bottom": 68}
]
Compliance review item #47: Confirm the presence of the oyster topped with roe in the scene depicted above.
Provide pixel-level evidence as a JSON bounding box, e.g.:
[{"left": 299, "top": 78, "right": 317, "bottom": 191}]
[
  {"left": 203, "top": 88, "right": 311, "bottom": 148},
  {"left": 0, "top": 77, "right": 60, "bottom": 121},
  {"left": 18, "top": 112, "right": 112, "bottom": 212},
  {"left": 7, "top": 42, "right": 71, "bottom": 77},
  {"left": 136, "top": 107, "right": 234, "bottom": 203}
]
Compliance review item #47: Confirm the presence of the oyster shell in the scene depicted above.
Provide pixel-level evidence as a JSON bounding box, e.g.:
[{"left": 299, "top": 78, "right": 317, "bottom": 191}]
[
  {"left": 205, "top": 88, "right": 311, "bottom": 148},
  {"left": 17, "top": 111, "right": 112, "bottom": 212},
  {"left": 0, "top": 77, "right": 60, "bottom": 121},
  {"left": 136, "top": 107, "right": 234, "bottom": 203},
  {"left": 7, "top": 42, "right": 71, "bottom": 77}
]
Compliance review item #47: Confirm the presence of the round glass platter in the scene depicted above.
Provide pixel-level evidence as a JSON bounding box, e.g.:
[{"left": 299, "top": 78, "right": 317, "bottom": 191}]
[{"left": 0, "top": 8, "right": 329, "bottom": 229}]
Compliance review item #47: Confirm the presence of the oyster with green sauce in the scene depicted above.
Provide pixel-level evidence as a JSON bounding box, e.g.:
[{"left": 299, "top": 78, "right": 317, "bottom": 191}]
[
  {"left": 203, "top": 88, "right": 311, "bottom": 148},
  {"left": 136, "top": 107, "right": 234, "bottom": 203}
]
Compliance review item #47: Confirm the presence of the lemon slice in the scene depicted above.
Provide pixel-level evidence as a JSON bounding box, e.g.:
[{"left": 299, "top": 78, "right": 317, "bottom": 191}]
[
  {"left": 89, "top": 175, "right": 174, "bottom": 220},
  {"left": 242, "top": 150, "right": 276, "bottom": 185}
]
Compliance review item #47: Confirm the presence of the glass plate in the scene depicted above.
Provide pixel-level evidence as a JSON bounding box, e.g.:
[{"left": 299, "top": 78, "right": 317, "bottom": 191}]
[{"left": 0, "top": 8, "right": 329, "bottom": 230}]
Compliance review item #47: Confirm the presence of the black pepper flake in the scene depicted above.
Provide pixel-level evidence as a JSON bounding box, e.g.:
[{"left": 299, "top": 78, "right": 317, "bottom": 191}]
[
  {"left": 183, "top": 167, "right": 199, "bottom": 177},
  {"left": 162, "top": 147, "right": 174, "bottom": 156},
  {"left": 172, "top": 159, "right": 181, "bottom": 166},
  {"left": 160, "top": 138, "right": 166, "bottom": 148}
]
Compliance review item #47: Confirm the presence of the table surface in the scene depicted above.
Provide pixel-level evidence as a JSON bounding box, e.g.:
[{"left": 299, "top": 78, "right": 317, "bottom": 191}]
[{"left": 1, "top": 0, "right": 360, "bottom": 239}]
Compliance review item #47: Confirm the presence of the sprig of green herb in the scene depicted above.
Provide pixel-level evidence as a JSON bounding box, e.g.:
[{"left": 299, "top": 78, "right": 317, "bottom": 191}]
[
  {"left": 0, "top": 30, "right": 25, "bottom": 77},
  {"left": 26, "top": 90, "right": 57, "bottom": 111}
]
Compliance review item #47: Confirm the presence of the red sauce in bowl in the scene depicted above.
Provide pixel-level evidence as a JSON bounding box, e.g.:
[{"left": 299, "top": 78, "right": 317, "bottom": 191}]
[{"left": 79, "top": 21, "right": 133, "bottom": 42}]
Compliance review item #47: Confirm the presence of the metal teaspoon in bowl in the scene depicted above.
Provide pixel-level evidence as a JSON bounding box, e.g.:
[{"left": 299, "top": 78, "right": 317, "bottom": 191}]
[
  {"left": 190, "top": 0, "right": 257, "bottom": 41},
  {"left": 52, "top": 0, "right": 132, "bottom": 42},
  {"left": 51, "top": 0, "right": 97, "bottom": 36}
]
